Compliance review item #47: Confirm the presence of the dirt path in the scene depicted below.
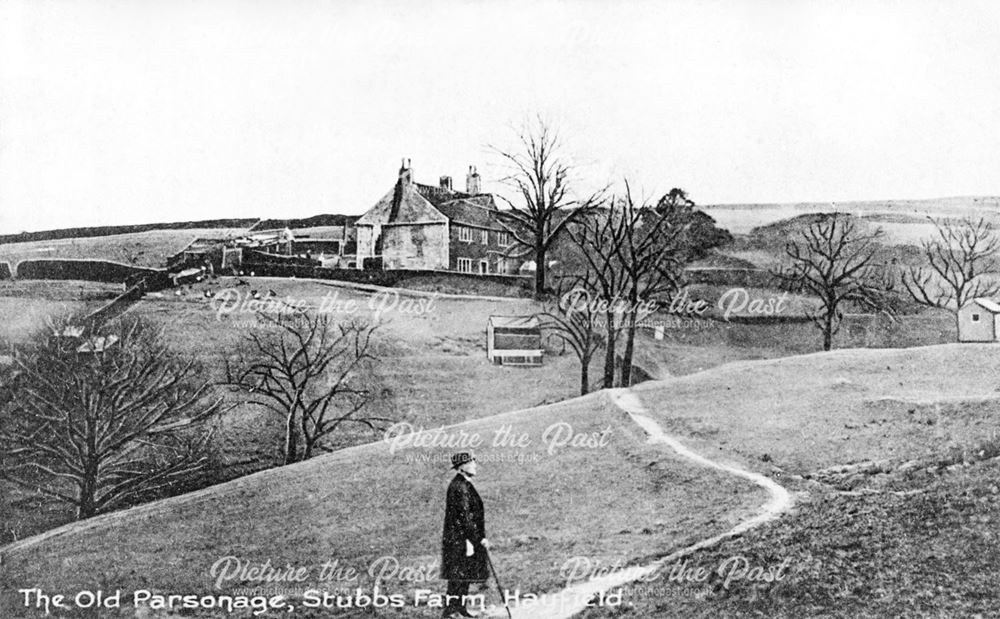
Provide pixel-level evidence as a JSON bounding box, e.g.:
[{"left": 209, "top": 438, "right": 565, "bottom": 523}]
[{"left": 482, "top": 388, "right": 794, "bottom": 619}]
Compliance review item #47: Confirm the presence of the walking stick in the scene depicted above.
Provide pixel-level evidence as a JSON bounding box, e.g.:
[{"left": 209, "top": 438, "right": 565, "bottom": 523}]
[{"left": 484, "top": 547, "right": 513, "bottom": 619}]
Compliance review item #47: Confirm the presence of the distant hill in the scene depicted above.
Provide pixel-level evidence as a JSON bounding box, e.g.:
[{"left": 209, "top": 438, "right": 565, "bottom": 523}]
[
  {"left": 705, "top": 195, "right": 1000, "bottom": 213},
  {"left": 749, "top": 212, "right": 858, "bottom": 238},
  {"left": 250, "top": 214, "right": 359, "bottom": 231},
  {"left": 726, "top": 211, "right": 929, "bottom": 272},
  {"left": 0, "top": 214, "right": 367, "bottom": 247},
  {"left": 702, "top": 196, "right": 1000, "bottom": 236},
  {"left": 0, "top": 219, "right": 259, "bottom": 246}
]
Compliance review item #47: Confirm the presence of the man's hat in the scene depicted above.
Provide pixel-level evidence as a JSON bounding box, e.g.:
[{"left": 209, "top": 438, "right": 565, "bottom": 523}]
[{"left": 451, "top": 452, "right": 475, "bottom": 470}]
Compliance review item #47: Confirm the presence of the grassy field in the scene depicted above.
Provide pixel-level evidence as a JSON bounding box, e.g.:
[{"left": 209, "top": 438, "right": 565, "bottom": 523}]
[
  {"left": 579, "top": 457, "right": 1000, "bottom": 619},
  {"left": 0, "top": 280, "right": 123, "bottom": 343},
  {"left": 5, "top": 340, "right": 1000, "bottom": 618},
  {"left": 0, "top": 393, "right": 766, "bottom": 618},
  {"left": 0, "top": 276, "right": 957, "bottom": 540},
  {"left": 631, "top": 343, "right": 1000, "bottom": 476},
  {"left": 0, "top": 227, "right": 251, "bottom": 269},
  {"left": 2, "top": 282, "right": 998, "bottom": 618},
  {"left": 0, "top": 274, "right": 958, "bottom": 541},
  {"left": 632, "top": 306, "right": 954, "bottom": 377},
  {"left": 0, "top": 276, "right": 599, "bottom": 544},
  {"left": 0, "top": 269, "right": 991, "bottom": 618},
  {"left": 577, "top": 343, "right": 1000, "bottom": 618}
]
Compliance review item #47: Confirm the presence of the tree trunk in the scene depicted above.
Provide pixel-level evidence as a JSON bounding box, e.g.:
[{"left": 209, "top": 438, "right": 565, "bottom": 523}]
[
  {"left": 534, "top": 243, "right": 546, "bottom": 299},
  {"left": 822, "top": 311, "right": 834, "bottom": 351},
  {"left": 580, "top": 357, "right": 590, "bottom": 396},
  {"left": 284, "top": 410, "right": 299, "bottom": 464},
  {"left": 602, "top": 311, "right": 617, "bottom": 388},
  {"left": 77, "top": 459, "right": 98, "bottom": 520},
  {"left": 77, "top": 417, "right": 99, "bottom": 519},
  {"left": 620, "top": 310, "right": 638, "bottom": 387}
]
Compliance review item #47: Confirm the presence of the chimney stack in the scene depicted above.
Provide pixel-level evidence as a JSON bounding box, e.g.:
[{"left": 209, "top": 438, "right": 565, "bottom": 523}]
[
  {"left": 466, "top": 165, "right": 480, "bottom": 194},
  {"left": 439, "top": 176, "right": 453, "bottom": 191},
  {"left": 399, "top": 157, "right": 414, "bottom": 184}
]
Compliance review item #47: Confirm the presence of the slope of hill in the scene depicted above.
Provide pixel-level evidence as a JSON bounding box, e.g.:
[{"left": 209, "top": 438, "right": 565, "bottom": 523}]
[
  {"left": 578, "top": 344, "right": 1000, "bottom": 619},
  {"left": 580, "top": 454, "right": 1000, "bottom": 619},
  {"left": 250, "top": 214, "right": 359, "bottom": 231},
  {"left": 4, "top": 343, "right": 1000, "bottom": 618},
  {"left": 633, "top": 343, "right": 1000, "bottom": 476},
  {"left": 0, "top": 393, "right": 765, "bottom": 618},
  {"left": 0, "top": 219, "right": 259, "bottom": 245},
  {"left": 702, "top": 195, "right": 1000, "bottom": 234},
  {"left": 0, "top": 228, "right": 253, "bottom": 269}
]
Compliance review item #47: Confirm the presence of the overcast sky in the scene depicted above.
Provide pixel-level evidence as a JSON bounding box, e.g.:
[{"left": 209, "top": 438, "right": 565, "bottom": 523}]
[{"left": 1, "top": 0, "right": 998, "bottom": 234}]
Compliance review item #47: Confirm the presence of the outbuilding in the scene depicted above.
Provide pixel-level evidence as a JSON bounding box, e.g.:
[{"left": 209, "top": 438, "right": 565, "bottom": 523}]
[
  {"left": 487, "top": 315, "right": 543, "bottom": 366},
  {"left": 957, "top": 298, "right": 1000, "bottom": 342}
]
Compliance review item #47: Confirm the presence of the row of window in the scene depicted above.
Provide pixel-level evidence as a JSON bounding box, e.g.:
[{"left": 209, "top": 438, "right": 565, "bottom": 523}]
[
  {"left": 457, "top": 257, "right": 510, "bottom": 274},
  {"left": 457, "top": 226, "right": 510, "bottom": 246}
]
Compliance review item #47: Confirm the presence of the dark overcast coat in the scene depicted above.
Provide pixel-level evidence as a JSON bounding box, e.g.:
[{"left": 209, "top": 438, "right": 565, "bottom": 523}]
[{"left": 440, "top": 473, "right": 488, "bottom": 582}]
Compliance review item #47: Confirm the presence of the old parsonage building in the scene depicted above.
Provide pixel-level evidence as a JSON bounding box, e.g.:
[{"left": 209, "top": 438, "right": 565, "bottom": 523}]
[{"left": 355, "top": 160, "right": 519, "bottom": 273}]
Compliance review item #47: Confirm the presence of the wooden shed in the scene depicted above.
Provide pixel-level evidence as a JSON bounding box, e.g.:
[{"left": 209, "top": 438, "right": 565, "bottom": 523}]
[
  {"left": 487, "top": 315, "right": 543, "bottom": 366},
  {"left": 957, "top": 298, "right": 1000, "bottom": 342}
]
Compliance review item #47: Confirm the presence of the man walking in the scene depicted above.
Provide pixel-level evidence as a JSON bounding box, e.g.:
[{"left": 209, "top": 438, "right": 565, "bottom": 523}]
[{"left": 441, "top": 452, "right": 490, "bottom": 618}]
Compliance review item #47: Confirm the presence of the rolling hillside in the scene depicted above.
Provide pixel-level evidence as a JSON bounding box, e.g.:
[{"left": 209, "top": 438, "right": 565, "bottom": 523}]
[
  {"left": 702, "top": 196, "right": 1000, "bottom": 235},
  {"left": 4, "top": 343, "right": 1000, "bottom": 617},
  {"left": 0, "top": 393, "right": 764, "bottom": 619}
]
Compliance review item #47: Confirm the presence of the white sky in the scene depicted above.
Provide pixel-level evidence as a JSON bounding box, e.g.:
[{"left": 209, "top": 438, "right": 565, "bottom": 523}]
[{"left": 1, "top": 0, "right": 999, "bottom": 234}]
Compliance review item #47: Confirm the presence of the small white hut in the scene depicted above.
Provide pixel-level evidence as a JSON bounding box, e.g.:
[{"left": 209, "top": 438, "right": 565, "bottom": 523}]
[
  {"left": 957, "top": 298, "right": 1000, "bottom": 342},
  {"left": 487, "top": 315, "right": 543, "bottom": 366}
]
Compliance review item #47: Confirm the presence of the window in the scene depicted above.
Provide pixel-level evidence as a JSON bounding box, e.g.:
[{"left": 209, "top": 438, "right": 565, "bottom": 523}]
[
  {"left": 479, "top": 260, "right": 488, "bottom": 274},
  {"left": 457, "top": 257, "right": 473, "bottom": 273},
  {"left": 459, "top": 226, "right": 474, "bottom": 242},
  {"left": 481, "top": 229, "right": 489, "bottom": 244},
  {"left": 497, "top": 231, "right": 510, "bottom": 247},
  {"left": 972, "top": 313, "right": 981, "bottom": 322}
]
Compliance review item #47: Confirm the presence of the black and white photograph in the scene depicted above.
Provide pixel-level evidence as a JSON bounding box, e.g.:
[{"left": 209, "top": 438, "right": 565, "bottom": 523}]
[{"left": 1, "top": 1, "right": 999, "bottom": 617}]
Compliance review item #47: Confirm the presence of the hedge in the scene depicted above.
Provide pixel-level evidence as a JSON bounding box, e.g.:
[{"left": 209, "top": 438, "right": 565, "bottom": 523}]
[{"left": 0, "top": 262, "right": 11, "bottom": 280}]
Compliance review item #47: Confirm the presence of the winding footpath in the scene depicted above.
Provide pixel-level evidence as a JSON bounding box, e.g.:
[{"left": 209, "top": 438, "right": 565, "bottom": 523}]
[{"left": 484, "top": 388, "right": 794, "bottom": 619}]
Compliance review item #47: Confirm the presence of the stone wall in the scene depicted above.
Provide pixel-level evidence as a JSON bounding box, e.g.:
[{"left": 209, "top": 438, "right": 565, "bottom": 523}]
[{"left": 381, "top": 222, "right": 448, "bottom": 270}]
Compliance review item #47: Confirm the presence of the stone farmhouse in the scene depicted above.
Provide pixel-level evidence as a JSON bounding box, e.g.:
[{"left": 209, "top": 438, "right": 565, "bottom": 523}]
[{"left": 355, "top": 160, "right": 522, "bottom": 274}]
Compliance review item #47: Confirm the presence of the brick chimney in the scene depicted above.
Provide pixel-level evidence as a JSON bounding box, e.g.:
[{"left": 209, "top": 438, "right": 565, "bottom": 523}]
[
  {"left": 466, "top": 165, "right": 480, "bottom": 194},
  {"left": 439, "top": 176, "right": 453, "bottom": 191},
  {"left": 399, "top": 158, "right": 414, "bottom": 184}
]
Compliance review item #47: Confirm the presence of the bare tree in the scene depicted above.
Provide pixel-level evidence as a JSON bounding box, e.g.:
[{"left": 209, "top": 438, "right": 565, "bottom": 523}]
[
  {"left": 566, "top": 202, "right": 630, "bottom": 388},
  {"left": 902, "top": 217, "right": 1000, "bottom": 337},
  {"left": 540, "top": 273, "right": 604, "bottom": 395},
  {"left": 564, "top": 184, "right": 710, "bottom": 387},
  {"left": 491, "top": 117, "right": 604, "bottom": 298},
  {"left": 613, "top": 184, "right": 697, "bottom": 386},
  {"left": 225, "top": 310, "right": 387, "bottom": 464},
  {"left": 0, "top": 318, "right": 222, "bottom": 520},
  {"left": 777, "top": 216, "right": 893, "bottom": 351}
]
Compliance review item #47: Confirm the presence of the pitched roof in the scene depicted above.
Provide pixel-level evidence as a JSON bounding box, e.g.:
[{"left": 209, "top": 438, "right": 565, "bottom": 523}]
[
  {"left": 972, "top": 298, "right": 1000, "bottom": 313},
  {"left": 357, "top": 177, "right": 503, "bottom": 229},
  {"left": 435, "top": 198, "right": 505, "bottom": 230},
  {"left": 356, "top": 181, "right": 448, "bottom": 226},
  {"left": 489, "top": 315, "right": 540, "bottom": 329}
]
